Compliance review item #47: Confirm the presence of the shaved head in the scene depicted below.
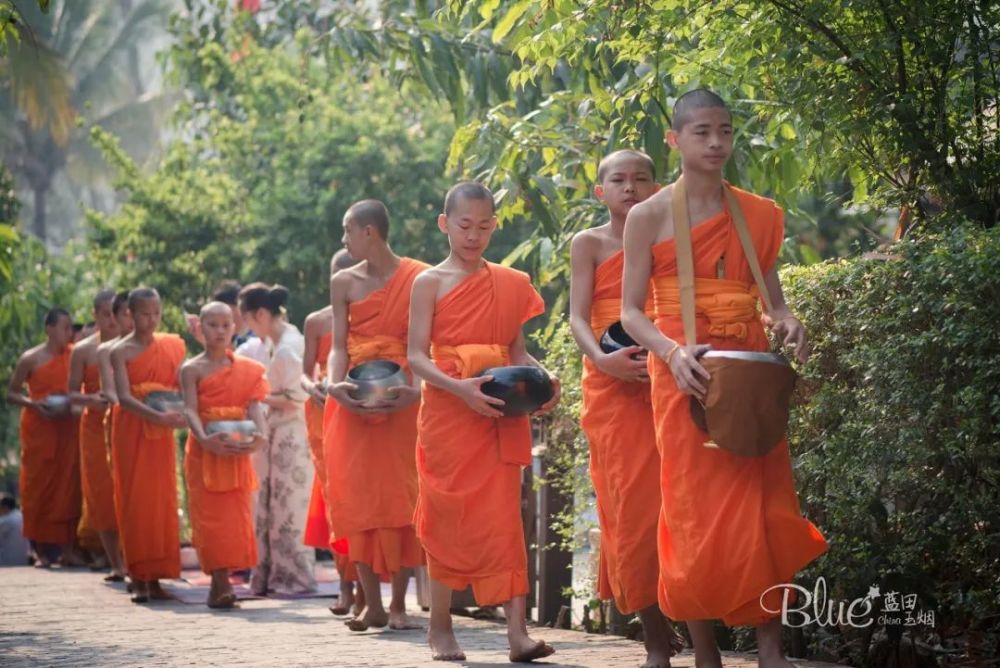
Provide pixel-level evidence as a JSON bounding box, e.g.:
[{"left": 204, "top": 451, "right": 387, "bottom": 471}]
[
  {"left": 672, "top": 89, "right": 730, "bottom": 131},
  {"left": 331, "top": 248, "right": 358, "bottom": 274},
  {"left": 200, "top": 300, "right": 233, "bottom": 321},
  {"left": 127, "top": 287, "right": 160, "bottom": 312},
  {"left": 93, "top": 289, "right": 116, "bottom": 310},
  {"left": 345, "top": 200, "right": 390, "bottom": 241},
  {"left": 597, "top": 149, "right": 656, "bottom": 182},
  {"left": 444, "top": 181, "right": 494, "bottom": 216}
]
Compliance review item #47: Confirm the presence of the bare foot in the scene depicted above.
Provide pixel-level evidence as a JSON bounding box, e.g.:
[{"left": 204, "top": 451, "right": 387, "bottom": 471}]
[
  {"left": 758, "top": 655, "right": 796, "bottom": 668},
  {"left": 89, "top": 554, "right": 110, "bottom": 571},
  {"left": 509, "top": 637, "right": 556, "bottom": 663},
  {"left": 669, "top": 630, "right": 686, "bottom": 655},
  {"left": 388, "top": 609, "right": 423, "bottom": 630},
  {"left": 642, "top": 649, "right": 673, "bottom": 668},
  {"left": 345, "top": 606, "right": 388, "bottom": 632},
  {"left": 208, "top": 573, "right": 238, "bottom": 609},
  {"left": 33, "top": 558, "right": 51, "bottom": 569},
  {"left": 428, "top": 627, "right": 466, "bottom": 661},
  {"left": 147, "top": 580, "right": 172, "bottom": 601},
  {"left": 329, "top": 587, "right": 356, "bottom": 615}
]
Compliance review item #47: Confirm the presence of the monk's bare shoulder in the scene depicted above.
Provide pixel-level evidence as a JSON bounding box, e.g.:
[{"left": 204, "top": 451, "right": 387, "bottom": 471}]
[
  {"left": 180, "top": 353, "right": 212, "bottom": 380},
  {"left": 303, "top": 306, "right": 332, "bottom": 335},
  {"left": 71, "top": 332, "right": 100, "bottom": 363},
  {"left": 110, "top": 335, "right": 143, "bottom": 364},
  {"left": 626, "top": 186, "right": 673, "bottom": 243},
  {"left": 18, "top": 343, "right": 48, "bottom": 371}
]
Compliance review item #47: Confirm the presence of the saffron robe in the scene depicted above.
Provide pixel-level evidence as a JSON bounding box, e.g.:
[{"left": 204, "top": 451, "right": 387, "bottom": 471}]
[
  {"left": 112, "top": 333, "right": 185, "bottom": 581},
  {"left": 303, "top": 332, "right": 332, "bottom": 549},
  {"left": 324, "top": 257, "right": 427, "bottom": 576},
  {"left": 184, "top": 354, "right": 268, "bottom": 573},
  {"left": 19, "top": 347, "right": 81, "bottom": 544},
  {"left": 647, "top": 186, "right": 828, "bottom": 626},
  {"left": 581, "top": 251, "right": 661, "bottom": 614},
  {"left": 78, "top": 362, "right": 117, "bottom": 531},
  {"left": 414, "top": 262, "right": 545, "bottom": 606}
]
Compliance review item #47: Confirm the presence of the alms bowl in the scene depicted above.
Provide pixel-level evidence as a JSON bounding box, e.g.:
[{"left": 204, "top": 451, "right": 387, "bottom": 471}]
[
  {"left": 40, "top": 394, "right": 70, "bottom": 413},
  {"left": 144, "top": 390, "right": 185, "bottom": 413},
  {"left": 347, "top": 360, "right": 409, "bottom": 407},
  {"left": 476, "top": 366, "right": 555, "bottom": 417},
  {"left": 205, "top": 419, "right": 257, "bottom": 444},
  {"left": 599, "top": 321, "right": 644, "bottom": 356},
  {"left": 700, "top": 350, "right": 790, "bottom": 366}
]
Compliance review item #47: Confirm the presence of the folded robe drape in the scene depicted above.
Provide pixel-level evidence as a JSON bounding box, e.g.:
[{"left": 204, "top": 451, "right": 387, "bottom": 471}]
[
  {"left": 414, "top": 262, "right": 545, "bottom": 606},
  {"left": 184, "top": 353, "right": 268, "bottom": 573},
  {"left": 303, "top": 332, "right": 332, "bottom": 549},
  {"left": 323, "top": 257, "right": 428, "bottom": 576},
  {"left": 19, "top": 346, "right": 81, "bottom": 544},
  {"left": 646, "top": 186, "right": 828, "bottom": 626},
  {"left": 112, "top": 333, "right": 186, "bottom": 581},
  {"left": 78, "top": 361, "right": 116, "bottom": 532},
  {"left": 581, "top": 251, "right": 661, "bottom": 614}
]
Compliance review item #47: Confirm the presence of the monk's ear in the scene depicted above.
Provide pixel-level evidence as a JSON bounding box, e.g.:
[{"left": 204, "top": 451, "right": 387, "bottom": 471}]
[
  {"left": 665, "top": 129, "right": 680, "bottom": 149},
  {"left": 489, "top": 215, "right": 499, "bottom": 231},
  {"left": 652, "top": 182, "right": 662, "bottom": 193},
  {"left": 437, "top": 213, "right": 448, "bottom": 234},
  {"left": 594, "top": 184, "right": 605, "bottom": 201}
]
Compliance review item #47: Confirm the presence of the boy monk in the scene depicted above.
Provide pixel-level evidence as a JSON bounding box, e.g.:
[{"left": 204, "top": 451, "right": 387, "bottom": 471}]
[
  {"left": 621, "top": 89, "right": 828, "bottom": 668},
  {"left": 6, "top": 308, "right": 82, "bottom": 568},
  {"left": 324, "top": 201, "right": 427, "bottom": 632},
  {"left": 408, "top": 182, "right": 560, "bottom": 662},
  {"left": 300, "top": 249, "right": 363, "bottom": 616},
  {"left": 179, "top": 302, "right": 269, "bottom": 609},
  {"left": 97, "top": 292, "right": 134, "bottom": 407},
  {"left": 68, "top": 289, "right": 126, "bottom": 581},
  {"left": 110, "top": 288, "right": 188, "bottom": 603},
  {"left": 570, "top": 149, "right": 684, "bottom": 667}
]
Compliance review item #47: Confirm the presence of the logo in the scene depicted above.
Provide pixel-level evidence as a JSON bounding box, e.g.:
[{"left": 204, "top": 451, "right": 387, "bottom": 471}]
[{"left": 760, "top": 577, "right": 936, "bottom": 629}]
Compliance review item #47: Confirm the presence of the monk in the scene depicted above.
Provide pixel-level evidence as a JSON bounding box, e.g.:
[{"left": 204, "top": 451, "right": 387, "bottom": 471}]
[
  {"left": 97, "top": 291, "right": 134, "bottom": 408},
  {"left": 110, "top": 287, "right": 188, "bottom": 603},
  {"left": 179, "top": 302, "right": 269, "bottom": 609},
  {"left": 324, "top": 200, "right": 427, "bottom": 632},
  {"left": 621, "top": 89, "right": 829, "bottom": 668},
  {"left": 408, "top": 182, "right": 560, "bottom": 662},
  {"left": 300, "top": 248, "right": 363, "bottom": 616},
  {"left": 570, "top": 149, "right": 685, "bottom": 667},
  {"left": 68, "top": 289, "right": 126, "bottom": 581},
  {"left": 6, "top": 308, "right": 82, "bottom": 568}
]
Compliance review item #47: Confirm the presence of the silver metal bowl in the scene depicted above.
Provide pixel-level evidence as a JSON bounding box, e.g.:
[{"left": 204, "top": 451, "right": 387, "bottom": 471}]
[
  {"left": 701, "top": 350, "right": 790, "bottom": 366},
  {"left": 205, "top": 419, "right": 257, "bottom": 443},
  {"left": 40, "top": 394, "right": 70, "bottom": 412},
  {"left": 347, "top": 360, "right": 408, "bottom": 407},
  {"left": 144, "top": 390, "right": 185, "bottom": 413}
]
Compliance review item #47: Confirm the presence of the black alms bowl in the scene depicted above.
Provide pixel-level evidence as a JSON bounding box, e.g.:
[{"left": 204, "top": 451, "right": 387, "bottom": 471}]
[
  {"left": 599, "top": 321, "right": 644, "bottom": 355},
  {"left": 476, "top": 365, "right": 554, "bottom": 417},
  {"left": 347, "top": 359, "right": 408, "bottom": 407}
]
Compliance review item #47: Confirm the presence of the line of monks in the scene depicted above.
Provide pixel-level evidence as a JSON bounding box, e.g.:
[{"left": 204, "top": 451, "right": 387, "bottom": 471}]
[{"left": 8, "top": 90, "right": 828, "bottom": 667}]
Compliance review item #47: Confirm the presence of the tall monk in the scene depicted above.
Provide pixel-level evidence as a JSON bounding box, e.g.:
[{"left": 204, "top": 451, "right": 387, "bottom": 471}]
[
  {"left": 110, "top": 288, "right": 187, "bottom": 603},
  {"left": 300, "top": 248, "right": 362, "bottom": 616},
  {"left": 6, "top": 308, "right": 81, "bottom": 568},
  {"left": 621, "top": 89, "right": 828, "bottom": 668},
  {"left": 570, "top": 149, "right": 685, "bottom": 667},
  {"left": 324, "top": 200, "right": 427, "bottom": 632},
  {"left": 408, "top": 182, "right": 560, "bottom": 662},
  {"left": 68, "top": 289, "right": 125, "bottom": 581},
  {"left": 179, "top": 302, "right": 269, "bottom": 609}
]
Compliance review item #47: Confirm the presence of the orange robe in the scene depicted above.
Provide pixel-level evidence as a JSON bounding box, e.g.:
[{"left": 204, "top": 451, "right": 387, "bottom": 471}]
[
  {"left": 581, "top": 251, "right": 661, "bottom": 614},
  {"left": 323, "top": 257, "right": 428, "bottom": 576},
  {"left": 647, "top": 187, "right": 828, "bottom": 626},
  {"left": 184, "top": 354, "right": 268, "bottom": 573},
  {"left": 78, "top": 362, "right": 117, "bottom": 532},
  {"left": 414, "top": 262, "right": 545, "bottom": 605},
  {"left": 112, "top": 333, "right": 186, "bottom": 581},
  {"left": 303, "top": 332, "right": 331, "bottom": 549},
  {"left": 19, "top": 347, "right": 81, "bottom": 544}
]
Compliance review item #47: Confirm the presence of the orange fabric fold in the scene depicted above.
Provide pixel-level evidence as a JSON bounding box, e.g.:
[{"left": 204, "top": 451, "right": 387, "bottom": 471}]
[
  {"left": 323, "top": 257, "right": 428, "bottom": 576},
  {"left": 580, "top": 253, "right": 661, "bottom": 613},
  {"left": 113, "top": 333, "right": 186, "bottom": 581},
  {"left": 303, "top": 333, "right": 332, "bottom": 549},
  {"left": 19, "top": 346, "right": 81, "bottom": 544},
  {"left": 653, "top": 276, "right": 760, "bottom": 343},
  {"left": 647, "top": 187, "right": 827, "bottom": 626},
  {"left": 78, "top": 362, "right": 116, "bottom": 532},
  {"left": 415, "top": 262, "right": 545, "bottom": 605},
  {"left": 184, "top": 354, "right": 268, "bottom": 573}
]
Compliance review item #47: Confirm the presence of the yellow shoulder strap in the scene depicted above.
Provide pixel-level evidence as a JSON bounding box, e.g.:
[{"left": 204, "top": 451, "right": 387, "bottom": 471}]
[{"left": 670, "top": 176, "right": 698, "bottom": 346}]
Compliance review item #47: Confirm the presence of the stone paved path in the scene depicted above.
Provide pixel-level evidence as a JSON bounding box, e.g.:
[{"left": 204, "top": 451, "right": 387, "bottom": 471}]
[{"left": 0, "top": 566, "right": 839, "bottom": 667}]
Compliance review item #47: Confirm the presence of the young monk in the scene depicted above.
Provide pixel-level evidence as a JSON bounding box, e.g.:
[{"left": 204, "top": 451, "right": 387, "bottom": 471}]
[
  {"left": 179, "top": 302, "right": 269, "bottom": 609},
  {"left": 408, "top": 182, "right": 560, "bottom": 662},
  {"left": 68, "top": 289, "right": 126, "bottom": 581},
  {"left": 324, "top": 201, "right": 427, "bottom": 632},
  {"left": 110, "top": 288, "right": 188, "bottom": 603},
  {"left": 300, "top": 249, "right": 363, "bottom": 616},
  {"left": 97, "top": 292, "right": 134, "bottom": 408},
  {"left": 570, "top": 149, "right": 685, "bottom": 667},
  {"left": 621, "top": 89, "right": 829, "bottom": 668},
  {"left": 6, "top": 308, "right": 82, "bottom": 568}
]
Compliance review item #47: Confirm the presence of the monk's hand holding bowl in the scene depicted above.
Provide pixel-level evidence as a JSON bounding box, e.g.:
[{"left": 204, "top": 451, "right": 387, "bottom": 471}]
[
  {"left": 663, "top": 342, "right": 713, "bottom": 402},
  {"left": 306, "top": 379, "right": 327, "bottom": 407},
  {"left": 376, "top": 385, "right": 421, "bottom": 413},
  {"left": 596, "top": 346, "right": 649, "bottom": 383},
  {"left": 247, "top": 432, "right": 268, "bottom": 453},
  {"left": 532, "top": 374, "right": 561, "bottom": 417},
  {"left": 327, "top": 380, "right": 376, "bottom": 415},
  {"left": 33, "top": 401, "right": 60, "bottom": 420},
  {"left": 456, "top": 376, "right": 506, "bottom": 419},
  {"left": 155, "top": 410, "right": 188, "bottom": 429},
  {"left": 200, "top": 431, "right": 232, "bottom": 456},
  {"left": 764, "top": 312, "right": 809, "bottom": 364}
]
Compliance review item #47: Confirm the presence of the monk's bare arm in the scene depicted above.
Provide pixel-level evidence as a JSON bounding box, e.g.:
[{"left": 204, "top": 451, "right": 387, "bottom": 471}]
[
  {"left": 110, "top": 344, "right": 171, "bottom": 424},
  {"left": 763, "top": 268, "right": 809, "bottom": 362},
  {"left": 247, "top": 401, "right": 267, "bottom": 442},
  {"left": 568, "top": 233, "right": 605, "bottom": 361},
  {"left": 5, "top": 353, "right": 35, "bottom": 409},
  {"left": 327, "top": 273, "right": 352, "bottom": 386},
  {"left": 300, "top": 312, "right": 325, "bottom": 401},
  {"left": 96, "top": 344, "right": 119, "bottom": 404},
  {"left": 180, "top": 362, "right": 210, "bottom": 441},
  {"left": 622, "top": 205, "right": 673, "bottom": 357},
  {"left": 68, "top": 341, "right": 105, "bottom": 408},
  {"left": 406, "top": 272, "right": 460, "bottom": 394}
]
